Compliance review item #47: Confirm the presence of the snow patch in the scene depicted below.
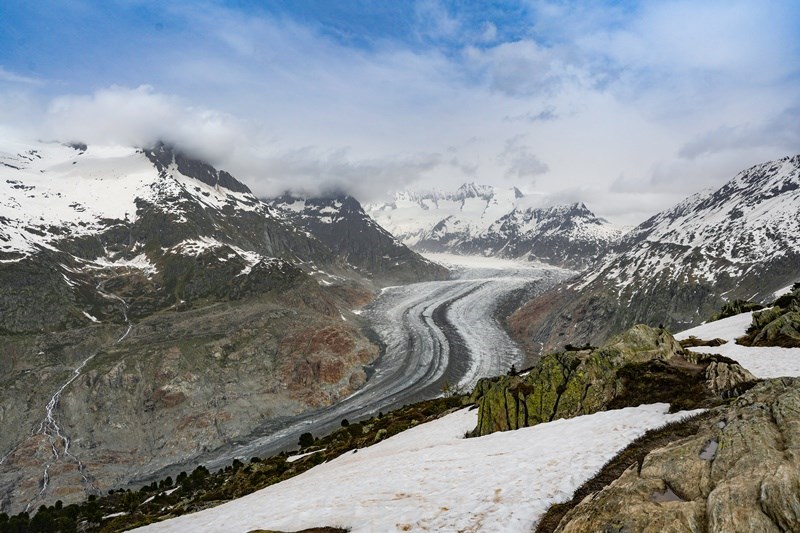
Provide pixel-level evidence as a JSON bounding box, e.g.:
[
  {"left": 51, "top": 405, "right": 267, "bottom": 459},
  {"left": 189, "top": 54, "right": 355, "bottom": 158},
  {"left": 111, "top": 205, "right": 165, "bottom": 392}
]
[
  {"left": 137, "top": 404, "right": 701, "bottom": 533},
  {"left": 676, "top": 312, "right": 800, "bottom": 379},
  {"left": 82, "top": 311, "right": 100, "bottom": 323},
  {"left": 286, "top": 449, "right": 326, "bottom": 463}
]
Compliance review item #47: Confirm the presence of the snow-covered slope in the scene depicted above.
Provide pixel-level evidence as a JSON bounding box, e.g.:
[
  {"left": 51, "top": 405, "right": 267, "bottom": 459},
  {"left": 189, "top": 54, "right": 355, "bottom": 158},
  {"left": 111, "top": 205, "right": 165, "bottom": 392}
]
[
  {"left": 366, "top": 183, "right": 624, "bottom": 270},
  {"left": 0, "top": 141, "right": 281, "bottom": 263},
  {"left": 0, "top": 140, "right": 339, "bottom": 334},
  {"left": 580, "top": 155, "right": 800, "bottom": 291},
  {"left": 511, "top": 154, "right": 800, "bottom": 353},
  {"left": 137, "top": 404, "right": 700, "bottom": 533},
  {"left": 675, "top": 311, "right": 800, "bottom": 379},
  {"left": 268, "top": 194, "right": 447, "bottom": 283}
]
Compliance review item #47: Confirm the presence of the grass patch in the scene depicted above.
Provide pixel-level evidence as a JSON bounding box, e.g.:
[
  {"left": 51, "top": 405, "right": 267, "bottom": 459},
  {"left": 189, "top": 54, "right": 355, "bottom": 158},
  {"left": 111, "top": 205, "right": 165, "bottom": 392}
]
[{"left": 608, "top": 358, "right": 714, "bottom": 413}]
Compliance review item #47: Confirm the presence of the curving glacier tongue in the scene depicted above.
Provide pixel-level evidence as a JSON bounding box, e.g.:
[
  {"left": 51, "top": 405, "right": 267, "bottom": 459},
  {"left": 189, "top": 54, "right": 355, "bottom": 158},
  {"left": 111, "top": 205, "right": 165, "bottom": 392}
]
[{"left": 181, "top": 254, "right": 573, "bottom": 473}]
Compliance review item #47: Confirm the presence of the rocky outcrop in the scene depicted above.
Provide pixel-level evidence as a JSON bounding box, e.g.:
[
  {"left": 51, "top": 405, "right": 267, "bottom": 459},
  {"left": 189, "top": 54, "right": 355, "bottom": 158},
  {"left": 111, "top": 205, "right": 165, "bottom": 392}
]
[
  {"left": 469, "top": 326, "right": 754, "bottom": 437},
  {"left": 550, "top": 378, "right": 800, "bottom": 533},
  {"left": 737, "top": 288, "right": 800, "bottom": 348},
  {"left": 701, "top": 358, "right": 757, "bottom": 397},
  {"left": 709, "top": 299, "right": 764, "bottom": 322}
]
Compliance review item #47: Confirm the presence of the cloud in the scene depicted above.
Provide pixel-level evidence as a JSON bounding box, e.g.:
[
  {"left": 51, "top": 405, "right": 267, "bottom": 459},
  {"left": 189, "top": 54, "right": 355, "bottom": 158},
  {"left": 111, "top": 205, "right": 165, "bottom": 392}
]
[
  {"left": 40, "top": 84, "right": 447, "bottom": 201},
  {"left": 464, "top": 40, "right": 575, "bottom": 96},
  {"left": 0, "top": 66, "right": 43, "bottom": 86},
  {"left": 247, "top": 148, "right": 443, "bottom": 201},
  {"left": 504, "top": 107, "right": 558, "bottom": 122},
  {"left": 44, "top": 85, "right": 249, "bottom": 162},
  {"left": 678, "top": 108, "right": 800, "bottom": 160},
  {"left": 498, "top": 135, "right": 549, "bottom": 181},
  {"left": 480, "top": 22, "right": 497, "bottom": 42},
  {"left": 414, "top": 0, "right": 461, "bottom": 41}
]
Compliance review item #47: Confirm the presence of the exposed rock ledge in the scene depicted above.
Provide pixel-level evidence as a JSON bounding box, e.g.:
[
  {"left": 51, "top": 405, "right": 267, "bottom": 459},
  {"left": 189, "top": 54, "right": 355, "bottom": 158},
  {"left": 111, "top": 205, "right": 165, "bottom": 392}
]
[
  {"left": 468, "top": 325, "right": 755, "bottom": 437},
  {"left": 551, "top": 377, "right": 800, "bottom": 533}
]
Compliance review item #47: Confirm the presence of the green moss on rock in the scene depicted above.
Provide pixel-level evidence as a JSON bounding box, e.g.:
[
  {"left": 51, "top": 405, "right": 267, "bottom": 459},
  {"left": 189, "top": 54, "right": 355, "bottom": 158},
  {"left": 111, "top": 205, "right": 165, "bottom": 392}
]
[{"left": 470, "top": 325, "right": 751, "bottom": 437}]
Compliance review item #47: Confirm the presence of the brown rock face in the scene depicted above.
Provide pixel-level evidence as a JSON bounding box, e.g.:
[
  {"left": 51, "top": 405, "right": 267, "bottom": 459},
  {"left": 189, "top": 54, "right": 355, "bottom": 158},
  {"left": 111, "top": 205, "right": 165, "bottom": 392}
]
[
  {"left": 0, "top": 292, "right": 378, "bottom": 515},
  {"left": 551, "top": 378, "right": 800, "bottom": 533}
]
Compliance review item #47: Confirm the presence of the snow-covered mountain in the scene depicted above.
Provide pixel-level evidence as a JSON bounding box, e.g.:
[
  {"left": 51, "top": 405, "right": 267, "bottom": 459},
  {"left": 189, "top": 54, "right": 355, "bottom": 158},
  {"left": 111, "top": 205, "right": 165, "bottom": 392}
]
[
  {"left": 267, "top": 194, "right": 446, "bottom": 284},
  {"left": 366, "top": 183, "right": 625, "bottom": 270},
  {"left": 0, "top": 140, "right": 442, "bottom": 514},
  {"left": 1, "top": 141, "right": 301, "bottom": 263},
  {"left": 511, "top": 154, "right": 800, "bottom": 353}
]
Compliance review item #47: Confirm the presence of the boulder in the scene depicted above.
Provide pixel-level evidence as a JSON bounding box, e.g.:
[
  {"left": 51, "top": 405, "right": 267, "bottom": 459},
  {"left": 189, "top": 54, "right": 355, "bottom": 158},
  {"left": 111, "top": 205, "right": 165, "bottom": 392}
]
[{"left": 552, "top": 378, "right": 800, "bottom": 533}]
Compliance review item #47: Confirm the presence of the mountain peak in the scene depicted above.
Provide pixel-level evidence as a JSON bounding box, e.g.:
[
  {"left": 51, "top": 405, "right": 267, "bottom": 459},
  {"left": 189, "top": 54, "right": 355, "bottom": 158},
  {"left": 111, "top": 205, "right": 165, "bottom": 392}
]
[
  {"left": 366, "top": 183, "right": 623, "bottom": 270},
  {"left": 455, "top": 182, "right": 496, "bottom": 201},
  {"left": 144, "top": 141, "right": 252, "bottom": 195}
]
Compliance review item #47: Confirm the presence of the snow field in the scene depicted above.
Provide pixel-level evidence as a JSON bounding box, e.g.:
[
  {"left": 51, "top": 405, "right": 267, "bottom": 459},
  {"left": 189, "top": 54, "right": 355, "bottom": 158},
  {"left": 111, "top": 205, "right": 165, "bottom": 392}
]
[
  {"left": 675, "top": 312, "right": 800, "bottom": 379},
  {"left": 137, "top": 404, "right": 702, "bottom": 533},
  {"left": 0, "top": 140, "right": 266, "bottom": 260}
]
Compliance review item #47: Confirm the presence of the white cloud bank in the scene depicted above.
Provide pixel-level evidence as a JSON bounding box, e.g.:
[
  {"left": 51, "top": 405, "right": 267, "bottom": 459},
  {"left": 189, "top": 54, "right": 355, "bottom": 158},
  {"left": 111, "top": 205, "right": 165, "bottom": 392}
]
[{"left": 1, "top": 1, "right": 798, "bottom": 224}]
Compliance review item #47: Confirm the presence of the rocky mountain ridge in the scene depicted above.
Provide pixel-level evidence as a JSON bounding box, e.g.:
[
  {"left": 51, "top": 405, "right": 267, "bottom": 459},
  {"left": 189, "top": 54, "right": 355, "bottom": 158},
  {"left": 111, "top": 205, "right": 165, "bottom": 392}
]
[
  {"left": 510, "top": 154, "right": 800, "bottom": 354},
  {"left": 366, "top": 183, "right": 625, "bottom": 270},
  {"left": 548, "top": 377, "right": 800, "bottom": 533},
  {"left": 267, "top": 194, "right": 447, "bottom": 284}
]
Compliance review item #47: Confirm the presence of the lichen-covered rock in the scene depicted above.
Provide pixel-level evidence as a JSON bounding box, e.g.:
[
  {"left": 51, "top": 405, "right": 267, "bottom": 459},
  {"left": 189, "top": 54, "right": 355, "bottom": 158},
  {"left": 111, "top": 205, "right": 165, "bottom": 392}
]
[
  {"left": 471, "top": 326, "right": 755, "bottom": 437},
  {"left": 735, "top": 287, "right": 800, "bottom": 348},
  {"left": 709, "top": 299, "right": 764, "bottom": 322},
  {"left": 737, "top": 300, "right": 800, "bottom": 348},
  {"left": 471, "top": 326, "right": 686, "bottom": 436},
  {"left": 703, "top": 359, "right": 756, "bottom": 397},
  {"left": 750, "top": 310, "right": 800, "bottom": 347},
  {"left": 552, "top": 378, "right": 800, "bottom": 533}
]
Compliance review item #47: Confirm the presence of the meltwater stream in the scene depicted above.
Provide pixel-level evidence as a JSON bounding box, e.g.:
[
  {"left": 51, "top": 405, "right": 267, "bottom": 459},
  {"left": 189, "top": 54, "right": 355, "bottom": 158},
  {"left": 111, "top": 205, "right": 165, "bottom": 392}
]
[
  {"left": 188, "top": 255, "right": 574, "bottom": 472},
  {"left": 6, "top": 280, "right": 135, "bottom": 512}
]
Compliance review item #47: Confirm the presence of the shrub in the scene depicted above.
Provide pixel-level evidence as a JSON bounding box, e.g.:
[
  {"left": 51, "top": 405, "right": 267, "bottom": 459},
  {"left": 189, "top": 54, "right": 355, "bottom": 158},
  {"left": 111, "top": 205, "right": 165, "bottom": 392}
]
[{"left": 298, "top": 432, "right": 314, "bottom": 448}]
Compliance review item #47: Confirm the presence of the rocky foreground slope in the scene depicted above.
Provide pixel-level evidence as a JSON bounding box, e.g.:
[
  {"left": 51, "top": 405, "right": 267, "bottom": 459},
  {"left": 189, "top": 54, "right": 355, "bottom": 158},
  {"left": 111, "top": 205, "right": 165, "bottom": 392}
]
[
  {"left": 510, "top": 155, "right": 800, "bottom": 354},
  {"left": 0, "top": 141, "right": 444, "bottom": 514},
  {"left": 549, "top": 377, "right": 800, "bottom": 533}
]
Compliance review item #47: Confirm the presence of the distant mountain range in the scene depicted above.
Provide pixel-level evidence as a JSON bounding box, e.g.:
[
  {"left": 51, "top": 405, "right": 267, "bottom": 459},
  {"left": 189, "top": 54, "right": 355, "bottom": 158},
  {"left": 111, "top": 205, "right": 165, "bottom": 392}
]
[
  {"left": 510, "top": 154, "right": 800, "bottom": 355},
  {"left": 366, "top": 183, "right": 625, "bottom": 270}
]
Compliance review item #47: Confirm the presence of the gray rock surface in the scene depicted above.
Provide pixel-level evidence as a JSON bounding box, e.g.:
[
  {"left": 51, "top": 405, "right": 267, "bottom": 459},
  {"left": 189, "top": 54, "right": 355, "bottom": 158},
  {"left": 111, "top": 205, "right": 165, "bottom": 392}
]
[{"left": 552, "top": 378, "right": 800, "bottom": 533}]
